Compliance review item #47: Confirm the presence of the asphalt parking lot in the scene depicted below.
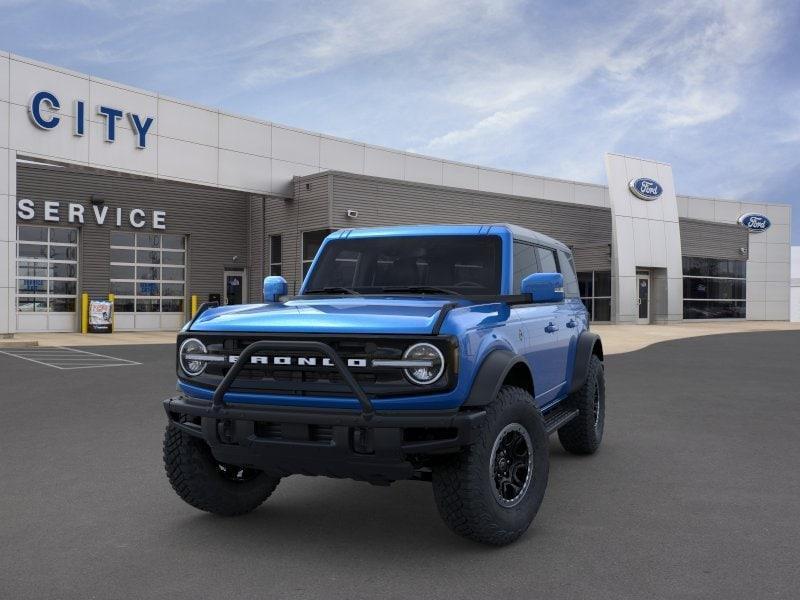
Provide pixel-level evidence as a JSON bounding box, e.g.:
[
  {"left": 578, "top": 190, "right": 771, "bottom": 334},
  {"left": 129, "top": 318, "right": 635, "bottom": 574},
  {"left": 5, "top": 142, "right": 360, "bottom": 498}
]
[{"left": 1, "top": 331, "right": 798, "bottom": 599}]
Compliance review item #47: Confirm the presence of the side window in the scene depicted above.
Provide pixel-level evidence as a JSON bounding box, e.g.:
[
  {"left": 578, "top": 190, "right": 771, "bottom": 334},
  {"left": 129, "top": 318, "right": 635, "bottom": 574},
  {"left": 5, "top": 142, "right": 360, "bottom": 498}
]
[
  {"left": 513, "top": 241, "right": 538, "bottom": 293},
  {"left": 557, "top": 249, "right": 580, "bottom": 298},
  {"left": 535, "top": 247, "right": 558, "bottom": 274}
]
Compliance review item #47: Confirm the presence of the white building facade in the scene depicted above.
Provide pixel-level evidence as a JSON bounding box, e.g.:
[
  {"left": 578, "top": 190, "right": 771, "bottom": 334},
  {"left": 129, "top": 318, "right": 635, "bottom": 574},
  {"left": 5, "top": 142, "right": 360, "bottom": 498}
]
[{"left": 0, "top": 51, "right": 793, "bottom": 334}]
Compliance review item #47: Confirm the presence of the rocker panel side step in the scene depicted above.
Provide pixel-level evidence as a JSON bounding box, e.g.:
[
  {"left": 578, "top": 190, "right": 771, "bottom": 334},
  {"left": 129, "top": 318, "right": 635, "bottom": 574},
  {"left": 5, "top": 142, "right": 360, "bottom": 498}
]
[{"left": 543, "top": 406, "right": 579, "bottom": 434}]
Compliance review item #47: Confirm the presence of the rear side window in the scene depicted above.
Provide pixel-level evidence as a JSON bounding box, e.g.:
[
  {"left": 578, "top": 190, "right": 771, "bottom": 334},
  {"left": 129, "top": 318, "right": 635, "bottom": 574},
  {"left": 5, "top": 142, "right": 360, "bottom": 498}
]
[
  {"left": 512, "top": 242, "right": 538, "bottom": 293},
  {"left": 536, "top": 247, "right": 558, "bottom": 273},
  {"left": 557, "top": 249, "right": 580, "bottom": 298}
]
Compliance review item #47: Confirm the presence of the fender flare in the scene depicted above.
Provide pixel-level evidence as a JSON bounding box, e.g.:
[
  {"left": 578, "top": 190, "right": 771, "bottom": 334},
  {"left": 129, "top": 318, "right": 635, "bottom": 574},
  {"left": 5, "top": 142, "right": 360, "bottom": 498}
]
[
  {"left": 463, "top": 348, "right": 530, "bottom": 407},
  {"left": 568, "top": 331, "right": 603, "bottom": 394}
]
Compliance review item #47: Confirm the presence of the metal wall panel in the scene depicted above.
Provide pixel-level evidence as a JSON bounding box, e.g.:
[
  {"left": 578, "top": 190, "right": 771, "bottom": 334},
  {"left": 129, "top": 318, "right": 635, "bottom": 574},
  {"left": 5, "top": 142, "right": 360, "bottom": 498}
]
[
  {"left": 322, "top": 171, "right": 612, "bottom": 270},
  {"left": 247, "top": 195, "right": 265, "bottom": 302},
  {"left": 679, "top": 218, "right": 749, "bottom": 260},
  {"left": 16, "top": 162, "right": 250, "bottom": 316}
]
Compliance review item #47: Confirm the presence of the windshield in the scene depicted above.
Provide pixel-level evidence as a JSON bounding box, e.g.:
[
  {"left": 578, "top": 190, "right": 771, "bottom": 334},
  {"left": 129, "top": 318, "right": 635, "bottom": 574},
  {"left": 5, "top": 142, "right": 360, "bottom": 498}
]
[{"left": 304, "top": 235, "right": 502, "bottom": 295}]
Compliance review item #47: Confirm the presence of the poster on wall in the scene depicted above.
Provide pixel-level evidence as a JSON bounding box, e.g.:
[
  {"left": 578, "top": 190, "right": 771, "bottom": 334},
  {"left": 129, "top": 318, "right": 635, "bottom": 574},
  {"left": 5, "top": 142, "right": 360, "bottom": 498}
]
[{"left": 88, "top": 300, "right": 113, "bottom": 334}]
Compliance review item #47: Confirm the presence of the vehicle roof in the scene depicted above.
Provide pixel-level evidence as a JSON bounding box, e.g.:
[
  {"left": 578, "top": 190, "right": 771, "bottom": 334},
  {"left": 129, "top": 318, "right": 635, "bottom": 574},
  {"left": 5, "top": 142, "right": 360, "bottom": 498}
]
[{"left": 329, "top": 223, "right": 570, "bottom": 252}]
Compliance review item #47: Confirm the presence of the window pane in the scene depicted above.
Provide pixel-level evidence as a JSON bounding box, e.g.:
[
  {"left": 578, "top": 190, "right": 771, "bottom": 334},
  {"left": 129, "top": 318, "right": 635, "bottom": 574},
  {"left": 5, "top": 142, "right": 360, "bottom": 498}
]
[
  {"left": 161, "top": 283, "right": 184, "bottom": 297},
  {"left": 557, "top": 250, "right": 579, "bottom": 297},
  {"left": 49, "top": 297, "right": 76, "bottom": 312},
  {"left": 17, "top": 261, "right": 49, "bottom": 277},
  {"left": 303, "top": 261, "right": 312, "bottom": 278},
  {"left": 110, "top": 248, "right": 135, "bottom": 263},
  {"left": 137, "top": 282, "right": 160, "bottom": 296},
  {"left": 50, "top": 246, "right": 77, "bottom": 261},
  {"left": 110, "top": 265, "right": 135, "bottom": 279},
  {"left": 50, "top": 227, "right": 78, "bottom": 244},
  {"left": 162, "top": 251, "right": 184, "bottom": 265},
  {"left": 50, "top": 263, "right": 77, "bottom": 278},
  {"left": 18, "top": 279, "right": 47, "bottom": 293},
  {"left": 683, "top": 300, "right": 746, "bottom": 319},
  {"left": 18, "top": 226, "right": 47, "bottom": 242},
  {"left": 110, "top": 281, "right": 135, "bottom": 296},
  {"left": 306, "top": 235, "right": 502, "bottom": 294},
  {"left": 682, "top": 257, "right": 746, "bottom": 278},
  {"left": 270, "top": 264, "right": 282, "bottom": 276},
  {"left": 270, "top": 235, "right": 282, "bottom": 263},
  {"left": 594, "top": 271, "right": 611, "bottom": 296},
  {"left": 137, "top": 249, "right": 161, "bottom": 264},
  {"left": 513, "top": 242, "right": 538, "bottom": 294},
  {"left": 577, "top": 272, "right": 593, "bottom": 298},
  {"left": 49, "top": 280, "right": 76, "bottom": 295},
  {"left": 536, "top": 247, "right": 558, "bottom": 273},
  {"left": 19, "top": 244, "right": 48, "bottom": 259},
  {"left": 162, "top": 267, "right": 184, "bottom": 281},
  {"left": 594, "top": 298, "right": 612, "bottom": 321},
  {"left": 302, "top": 229, "right": 332, "bottom": 261},
  {"left": 17, "top": 297, "right": 48, "bottom": 312},
  {"left": 137, "top": 233, "right": 160, "bottom": 248},
  {"left": 136, "top": 266, "right": 159, "bottom": 280},
  {"left": 136, "top": 299, "right": 160, "bottom": 312},
  {"left": 684, "top": 278, "right": 746, "bottom": 300},
  {"left": 114, "top": 297, "right": 135, "bottom": 312},
  {"left": 161, "top": 235, "right": 184, "bottom": 250},
  {"left": 111, "top": 231, "right": 135, "bottom": 247},
  {"left": 161, "top": 299, "right": 184, "bottom": 312}
]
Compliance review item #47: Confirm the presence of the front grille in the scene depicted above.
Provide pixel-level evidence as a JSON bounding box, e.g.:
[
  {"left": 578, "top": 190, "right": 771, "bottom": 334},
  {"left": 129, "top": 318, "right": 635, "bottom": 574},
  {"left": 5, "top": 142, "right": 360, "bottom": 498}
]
[{"left": 181, "top": 334, "right": 457, "bottom": 399}]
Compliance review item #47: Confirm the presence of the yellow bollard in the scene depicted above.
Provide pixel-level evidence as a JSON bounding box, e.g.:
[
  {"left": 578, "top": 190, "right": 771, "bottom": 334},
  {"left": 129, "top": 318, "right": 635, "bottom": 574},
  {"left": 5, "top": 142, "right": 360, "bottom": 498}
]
[
  {"left": 81, "top": 292, "right": 89, "bottom": 334},
  {"left": 191, "top": 294, "right": 198, "bottom": 317},
  {"left": 108, "top": 293, "right": 115, "bottom": 332}
]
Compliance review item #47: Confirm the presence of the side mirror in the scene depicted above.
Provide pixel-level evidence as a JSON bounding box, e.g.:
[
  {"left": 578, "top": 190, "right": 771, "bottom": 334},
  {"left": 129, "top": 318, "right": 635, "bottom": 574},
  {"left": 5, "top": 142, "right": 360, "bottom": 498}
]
[
  {"left": 521, "top": 272, "right": 564, "bottom": 303},
  {"left": 263, "top": 275, "right": 288, "bottom": 303}
]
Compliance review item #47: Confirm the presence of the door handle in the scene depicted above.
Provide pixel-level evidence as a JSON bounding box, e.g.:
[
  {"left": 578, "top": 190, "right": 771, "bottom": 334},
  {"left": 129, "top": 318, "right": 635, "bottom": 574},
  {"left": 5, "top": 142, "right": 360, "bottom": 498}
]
[
  {"left": 545, "top": 322, "right": 559, "bottom": 333},
  {"left": 566, "top": 319, "right": 577, "bottom": 328}
]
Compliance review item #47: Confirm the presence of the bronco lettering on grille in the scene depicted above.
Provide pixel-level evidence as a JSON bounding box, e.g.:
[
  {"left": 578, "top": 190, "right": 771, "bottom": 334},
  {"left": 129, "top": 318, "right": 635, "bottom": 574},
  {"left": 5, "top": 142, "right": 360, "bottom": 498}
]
[{"left": 226, "top": 355, "right": 368, "bottom": 368}]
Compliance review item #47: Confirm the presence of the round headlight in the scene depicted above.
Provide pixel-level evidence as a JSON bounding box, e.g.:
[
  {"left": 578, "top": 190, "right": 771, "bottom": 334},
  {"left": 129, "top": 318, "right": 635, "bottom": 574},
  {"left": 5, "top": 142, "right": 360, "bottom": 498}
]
[
  {"left": 179, "top": 338, "right": 207, "bottom": 376},
  {"left": 403, "top": 342, "right": 445, "bottom": 385}
]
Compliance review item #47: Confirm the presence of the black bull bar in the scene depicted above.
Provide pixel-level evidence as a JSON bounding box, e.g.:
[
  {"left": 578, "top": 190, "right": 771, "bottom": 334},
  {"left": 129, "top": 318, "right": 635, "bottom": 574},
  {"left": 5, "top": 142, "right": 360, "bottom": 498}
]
[{"left": 210, "top": 339, "right": 375, "bottom": 419}]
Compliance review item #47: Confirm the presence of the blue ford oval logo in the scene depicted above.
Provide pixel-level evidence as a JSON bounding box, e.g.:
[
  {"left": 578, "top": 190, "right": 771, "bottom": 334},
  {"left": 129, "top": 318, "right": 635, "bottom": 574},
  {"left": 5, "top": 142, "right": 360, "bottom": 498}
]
[
  {"left": 628, "top": 178, "right": 663, "bottom": 201},
  {"left": 737, "top": 213, "right": 771, "bottom": 233}
]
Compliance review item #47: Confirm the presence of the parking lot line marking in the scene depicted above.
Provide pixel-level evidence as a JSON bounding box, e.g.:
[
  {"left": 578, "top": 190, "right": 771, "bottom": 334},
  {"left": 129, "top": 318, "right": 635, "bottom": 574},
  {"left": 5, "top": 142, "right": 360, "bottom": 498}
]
[
  {"left": 54, "top": 346, "right": 141, "bottom": 364},
  {"left": 0, "top": 350, "right": 68, "bottom": 369},
  {"left": 0, "top": 346, "right": 141, "bottom": 369}
]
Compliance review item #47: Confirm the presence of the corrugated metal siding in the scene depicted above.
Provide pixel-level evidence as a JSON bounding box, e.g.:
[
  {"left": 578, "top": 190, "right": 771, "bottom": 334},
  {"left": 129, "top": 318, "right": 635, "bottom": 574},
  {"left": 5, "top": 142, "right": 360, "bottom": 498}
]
[
  {"left": 322, "top": 172, "right": 612, "bottom": 271},
  {"left": 264, "top": 193, "right": 301, "bottom": 293},
  {"left": 247, "top": 196, "right": 265, "bottom": 302},
  {"left": 16, "top": 163, "right": 250, "bottom": 310},
  {"left": 572, "top": 244, "right": 612, "bottom": 271},
  {"left": 679, "top": 218, "right": 749, "bottom": 260}
]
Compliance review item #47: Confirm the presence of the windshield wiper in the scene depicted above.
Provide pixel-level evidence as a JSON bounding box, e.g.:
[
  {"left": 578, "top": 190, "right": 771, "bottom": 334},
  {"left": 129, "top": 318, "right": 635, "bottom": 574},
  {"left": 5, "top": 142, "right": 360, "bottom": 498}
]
[
  {"left": 378, "top": 286, "right": 462, "bottom": 296},
  {"left": 304, "top": 286, "right": 361, "bottom": 295}
]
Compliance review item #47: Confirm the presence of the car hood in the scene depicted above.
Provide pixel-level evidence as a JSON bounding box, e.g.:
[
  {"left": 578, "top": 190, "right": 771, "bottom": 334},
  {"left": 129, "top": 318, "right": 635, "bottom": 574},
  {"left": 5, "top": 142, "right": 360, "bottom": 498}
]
[{"left": 188, "top": 297, "right": 457, "bottom": 335}]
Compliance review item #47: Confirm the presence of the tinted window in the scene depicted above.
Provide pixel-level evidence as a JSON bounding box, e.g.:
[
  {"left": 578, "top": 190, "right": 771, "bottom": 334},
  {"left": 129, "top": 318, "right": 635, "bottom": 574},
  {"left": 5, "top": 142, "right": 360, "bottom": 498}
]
[
  {"left": 305, "top": 235, "right": 502, "bottom": 295},
  {"left": 557, "top": 250, "right": 579, "bottom": 298},
  {"left": 513, "top": 242, "right": 538, "bottom": 294},
  {"left": 536, "top": 247, "right": 558, "bottom": 273}
]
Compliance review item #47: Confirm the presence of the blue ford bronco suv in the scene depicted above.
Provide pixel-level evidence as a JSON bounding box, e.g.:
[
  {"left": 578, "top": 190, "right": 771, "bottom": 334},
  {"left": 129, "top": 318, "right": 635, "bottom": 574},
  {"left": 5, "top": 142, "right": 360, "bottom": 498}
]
[{"left": 163, "top": 224, "right": 605, "bottom": 545}]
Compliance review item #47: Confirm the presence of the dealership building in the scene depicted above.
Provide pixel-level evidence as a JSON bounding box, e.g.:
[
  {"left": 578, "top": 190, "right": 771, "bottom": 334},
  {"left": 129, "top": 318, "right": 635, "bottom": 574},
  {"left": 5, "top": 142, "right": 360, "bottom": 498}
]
[{"left": 0, "top": 51, "right": 793, "bottom": 334}]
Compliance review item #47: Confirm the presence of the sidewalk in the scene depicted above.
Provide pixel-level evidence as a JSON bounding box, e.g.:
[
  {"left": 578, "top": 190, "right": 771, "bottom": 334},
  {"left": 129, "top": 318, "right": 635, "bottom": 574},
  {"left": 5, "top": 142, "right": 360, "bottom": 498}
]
[
  {"left": 1, "top": 321, "right": 798, "bottom": 352},
  {"left": 592, "top": 321, "right": 800, "bottom": 354}
]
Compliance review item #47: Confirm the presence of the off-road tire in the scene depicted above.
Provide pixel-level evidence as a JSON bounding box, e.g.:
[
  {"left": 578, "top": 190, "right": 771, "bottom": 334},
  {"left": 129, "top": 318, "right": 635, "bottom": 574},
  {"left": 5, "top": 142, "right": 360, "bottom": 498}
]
[
  {"left": 163, "top": 423, "right": 280, "bottom": 516},
  {"left": 558, "top": 354, "right": 605, "bottom": 455},
  {"left": 431, "top": 385, "right": 549, "bottom": 546}
]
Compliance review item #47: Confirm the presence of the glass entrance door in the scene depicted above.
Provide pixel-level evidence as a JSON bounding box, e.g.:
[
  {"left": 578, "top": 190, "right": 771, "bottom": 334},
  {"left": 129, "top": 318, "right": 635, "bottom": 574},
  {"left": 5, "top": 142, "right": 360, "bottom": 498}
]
[
  {"left": 224, "top": 271, "right": 246, "bottom": 305},
  {"left": 637, "top": 274, "right": 650, "bottom": 324}
]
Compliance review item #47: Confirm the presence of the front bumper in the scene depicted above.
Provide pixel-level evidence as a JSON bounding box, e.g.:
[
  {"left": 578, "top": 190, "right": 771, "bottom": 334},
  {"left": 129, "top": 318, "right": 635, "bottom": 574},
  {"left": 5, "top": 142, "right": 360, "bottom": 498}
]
[{"left": 164, "top": 395, "right": 486, "bottom": 483}]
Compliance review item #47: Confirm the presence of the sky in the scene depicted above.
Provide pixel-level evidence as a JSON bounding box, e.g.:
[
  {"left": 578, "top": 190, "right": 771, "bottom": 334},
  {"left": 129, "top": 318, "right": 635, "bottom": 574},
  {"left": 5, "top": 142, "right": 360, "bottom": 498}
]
[{"left": 2, "top": 0, "right": 799, "bottom": 242}]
